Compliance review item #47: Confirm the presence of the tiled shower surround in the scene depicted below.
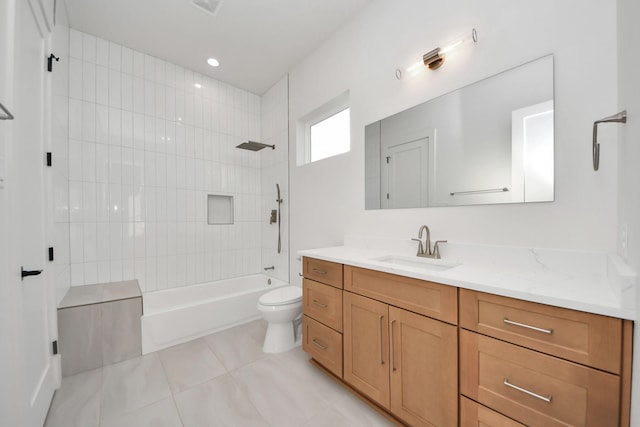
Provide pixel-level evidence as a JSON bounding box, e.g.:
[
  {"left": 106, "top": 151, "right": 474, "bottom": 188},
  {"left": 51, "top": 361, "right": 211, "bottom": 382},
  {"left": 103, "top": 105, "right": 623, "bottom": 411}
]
[{"left": 60, "top": 29, "right": 285, "bottom": 293}]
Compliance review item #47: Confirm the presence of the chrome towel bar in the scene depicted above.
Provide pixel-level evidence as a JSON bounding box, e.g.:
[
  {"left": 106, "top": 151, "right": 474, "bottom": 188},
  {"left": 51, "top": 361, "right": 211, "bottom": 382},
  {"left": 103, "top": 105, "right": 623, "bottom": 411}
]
[{"left": 450, "top": 187, "right": 508, "bottom": 196}]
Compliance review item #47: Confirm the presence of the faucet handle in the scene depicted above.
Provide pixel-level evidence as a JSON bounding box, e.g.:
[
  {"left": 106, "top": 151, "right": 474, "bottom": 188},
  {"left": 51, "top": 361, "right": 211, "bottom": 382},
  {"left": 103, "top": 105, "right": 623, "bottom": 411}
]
[
  {"left": 411, "top": 238, "right": 425, "bottom": 256},
  {"left": 433, "top": 240, "right": 448, "bottom": 259}
]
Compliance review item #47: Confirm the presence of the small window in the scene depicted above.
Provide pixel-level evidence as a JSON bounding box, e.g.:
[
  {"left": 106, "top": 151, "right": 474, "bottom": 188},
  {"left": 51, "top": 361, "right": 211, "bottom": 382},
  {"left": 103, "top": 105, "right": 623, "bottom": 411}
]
[
  {"left": 297, "top": 91, "right": 350, "bottom": 165},
  {"left": 310, "top": 108, "right": 350, "bottom": 162}
]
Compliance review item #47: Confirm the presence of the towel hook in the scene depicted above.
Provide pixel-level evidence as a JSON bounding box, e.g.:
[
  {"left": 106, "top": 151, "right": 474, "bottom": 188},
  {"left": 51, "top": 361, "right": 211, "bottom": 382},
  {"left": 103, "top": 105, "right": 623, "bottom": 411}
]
[
  {"left": 0, "top": 102, "right": 14, "bottom": 120},
  {"left": 593, "top": 110, "right": 627, "bottom": 171}
]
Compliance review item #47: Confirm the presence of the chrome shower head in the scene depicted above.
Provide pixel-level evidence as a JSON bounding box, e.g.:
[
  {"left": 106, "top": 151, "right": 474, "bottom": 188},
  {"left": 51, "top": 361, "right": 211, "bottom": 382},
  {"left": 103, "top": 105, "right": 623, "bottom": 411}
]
[{"left": 236, "top": 141, "right": 275, "bottom": 151}]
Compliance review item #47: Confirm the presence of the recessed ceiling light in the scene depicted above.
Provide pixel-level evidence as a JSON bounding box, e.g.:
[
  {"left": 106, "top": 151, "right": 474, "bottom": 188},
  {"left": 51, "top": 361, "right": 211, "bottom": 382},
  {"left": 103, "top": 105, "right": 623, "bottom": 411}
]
[
  {"left": 207, "top": 58, "right": 220, "bottom": 67},
  {"left": 194, "top": 83, "right": 202, "bottom": 89}
]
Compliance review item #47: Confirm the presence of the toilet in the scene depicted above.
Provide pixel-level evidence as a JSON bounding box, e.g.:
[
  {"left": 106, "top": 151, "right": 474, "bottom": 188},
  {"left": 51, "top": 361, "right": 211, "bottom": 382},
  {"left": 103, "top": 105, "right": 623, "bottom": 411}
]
[{"left": 257, "top": 286, "right": 303, "bottom": 353}]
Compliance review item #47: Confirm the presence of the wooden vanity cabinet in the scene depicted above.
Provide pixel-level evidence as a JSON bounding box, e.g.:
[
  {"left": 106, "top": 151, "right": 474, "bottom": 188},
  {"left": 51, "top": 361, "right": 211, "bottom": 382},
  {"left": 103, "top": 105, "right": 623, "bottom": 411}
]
[
  {"left": 302, "top": 258, "right": 632, "bottom": 427},
  {"left": 460, "top": 397, "right": 526, "bottom": 427},
  {"left": 343, "top": 266, "right": 458, "bottom": 427},
  {"left": 301, "top": 258, "right": 344, "bottom": 378},
  {"left": 460, "top": 289, "right": 632, "bottom": 427}
]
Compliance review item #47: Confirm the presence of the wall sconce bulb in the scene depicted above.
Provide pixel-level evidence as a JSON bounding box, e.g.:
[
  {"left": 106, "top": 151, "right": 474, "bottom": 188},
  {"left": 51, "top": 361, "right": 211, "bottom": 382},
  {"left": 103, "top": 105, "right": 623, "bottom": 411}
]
[{"left": 423, "top": 48, "right": 445, "bottom": 70}]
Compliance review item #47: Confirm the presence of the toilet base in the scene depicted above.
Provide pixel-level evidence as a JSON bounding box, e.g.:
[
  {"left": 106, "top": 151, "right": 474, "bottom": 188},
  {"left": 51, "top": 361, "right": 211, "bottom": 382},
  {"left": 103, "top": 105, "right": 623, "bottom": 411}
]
[{"left": 262, "top": 321, "right": 299, "bottom": 353}]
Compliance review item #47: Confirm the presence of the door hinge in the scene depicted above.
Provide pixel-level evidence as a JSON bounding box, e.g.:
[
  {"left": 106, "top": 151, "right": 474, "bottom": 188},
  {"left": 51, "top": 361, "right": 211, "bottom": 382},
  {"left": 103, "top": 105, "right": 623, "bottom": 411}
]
[
  {"left": 52, "top": 340, "right": 58, "bottom": 355},
  {"left": 386, "top": 193, "right": 390, "bottom": 199},
  {"left": 386, "top": 156, "right": 391, "bottom": 164},
  {"left": 47, "top": 54, "right": 59, "bottom": 72},
  {"left": 48, "top": 247, "right": 54, "bottom": 262},
  {"left": 46, "top": 152, "right": 52, "bottom": 167}
]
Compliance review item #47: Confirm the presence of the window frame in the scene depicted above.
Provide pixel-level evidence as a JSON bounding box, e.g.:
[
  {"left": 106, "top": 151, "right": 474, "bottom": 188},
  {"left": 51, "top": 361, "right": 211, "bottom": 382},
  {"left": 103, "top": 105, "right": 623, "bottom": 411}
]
[{"left": 297, "top": 91, "right": 350, "bottom": 165}]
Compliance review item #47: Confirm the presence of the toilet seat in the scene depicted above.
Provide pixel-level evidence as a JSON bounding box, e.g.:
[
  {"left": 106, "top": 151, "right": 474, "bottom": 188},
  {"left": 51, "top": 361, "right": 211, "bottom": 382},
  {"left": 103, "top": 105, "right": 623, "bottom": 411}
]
[{"left": 259, "top": 286, "right": 302, "bottom": 306}]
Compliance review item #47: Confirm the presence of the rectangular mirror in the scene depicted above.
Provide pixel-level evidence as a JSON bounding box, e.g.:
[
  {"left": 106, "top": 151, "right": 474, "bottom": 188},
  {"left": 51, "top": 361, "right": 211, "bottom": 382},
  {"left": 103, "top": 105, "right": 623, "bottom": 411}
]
[{"left": 365, "top": 55, "right": 554, "bottom": 209}]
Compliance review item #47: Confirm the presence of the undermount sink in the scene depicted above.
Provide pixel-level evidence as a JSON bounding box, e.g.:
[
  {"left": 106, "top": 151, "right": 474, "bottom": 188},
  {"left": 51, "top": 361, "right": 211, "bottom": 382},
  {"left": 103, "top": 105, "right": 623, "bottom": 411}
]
[{"left": 372, "top": 255, "right": 461, "bottom": 272}]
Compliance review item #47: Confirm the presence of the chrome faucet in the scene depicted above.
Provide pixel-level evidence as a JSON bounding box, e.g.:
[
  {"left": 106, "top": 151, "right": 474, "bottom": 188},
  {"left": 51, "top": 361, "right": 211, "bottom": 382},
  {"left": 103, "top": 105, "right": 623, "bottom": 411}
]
[{"left": 412, "top": 225, "right": 447, "bottom": 259}]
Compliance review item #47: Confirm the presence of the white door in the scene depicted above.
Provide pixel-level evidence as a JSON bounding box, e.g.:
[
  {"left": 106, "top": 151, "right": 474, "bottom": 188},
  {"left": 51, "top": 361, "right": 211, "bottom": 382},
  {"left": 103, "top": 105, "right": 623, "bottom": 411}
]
[
  {"left": 383, "top": 137, "right": 429, "bottom": 208},
  {"left": 0, "top": 0, "right": 59, "bottom": 425}
]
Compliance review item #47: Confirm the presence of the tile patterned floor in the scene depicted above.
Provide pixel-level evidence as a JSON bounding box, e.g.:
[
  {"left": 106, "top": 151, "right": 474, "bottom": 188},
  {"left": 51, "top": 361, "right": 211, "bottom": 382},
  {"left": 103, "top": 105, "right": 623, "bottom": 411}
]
[{"left": 45, "top": 320, "right": 394, "bottom": 427}]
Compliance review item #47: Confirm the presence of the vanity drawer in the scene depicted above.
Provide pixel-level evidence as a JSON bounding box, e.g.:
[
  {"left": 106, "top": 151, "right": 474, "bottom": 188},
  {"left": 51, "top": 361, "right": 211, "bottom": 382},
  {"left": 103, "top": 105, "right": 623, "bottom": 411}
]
[
  {"left": 460, "top": 330, "right": 620, "bottom": 427},
  {"left": 459, "top": 289, "right": 622, "bottom": 373},
  {"left": 460, "top": 396, "right": 525, "bottom": 427},
  {"left": 302, "top": 315, "right": 343, "bottom": 378},
  {"left": 303, "top": 279, "right": 342, "bottom": 332},
  {"left": 344, "top": 266, "right": 457, "bottom": 324},
  {"left": 303, "top": 257, "right": 343, "bottom": 289}
]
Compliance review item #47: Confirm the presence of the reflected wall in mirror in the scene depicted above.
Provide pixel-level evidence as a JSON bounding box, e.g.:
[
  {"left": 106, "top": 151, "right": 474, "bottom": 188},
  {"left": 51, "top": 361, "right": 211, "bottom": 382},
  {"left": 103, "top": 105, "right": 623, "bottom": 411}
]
[{"left": 365, "top": 55, "right": 554, "bottom": 209}]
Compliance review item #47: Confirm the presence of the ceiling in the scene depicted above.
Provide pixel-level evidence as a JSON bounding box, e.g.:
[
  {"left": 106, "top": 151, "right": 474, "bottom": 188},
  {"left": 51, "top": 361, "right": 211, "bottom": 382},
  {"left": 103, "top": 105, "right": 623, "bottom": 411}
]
[{"left": 64, "top": 0, "right": 372, "bottom": 94}]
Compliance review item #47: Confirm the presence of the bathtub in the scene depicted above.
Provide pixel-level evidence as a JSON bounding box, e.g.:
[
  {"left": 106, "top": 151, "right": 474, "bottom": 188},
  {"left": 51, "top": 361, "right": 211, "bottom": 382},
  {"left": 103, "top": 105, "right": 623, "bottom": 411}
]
[{"left": 141, "top": 274, "right": 288, "bottom": 354}]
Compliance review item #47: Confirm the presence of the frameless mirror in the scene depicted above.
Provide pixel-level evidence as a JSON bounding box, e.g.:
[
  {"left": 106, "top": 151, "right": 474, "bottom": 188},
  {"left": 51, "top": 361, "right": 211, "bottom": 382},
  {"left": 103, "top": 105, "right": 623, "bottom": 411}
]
[{"left": 365, "top": 55, "right": 554, "bottom": 209}]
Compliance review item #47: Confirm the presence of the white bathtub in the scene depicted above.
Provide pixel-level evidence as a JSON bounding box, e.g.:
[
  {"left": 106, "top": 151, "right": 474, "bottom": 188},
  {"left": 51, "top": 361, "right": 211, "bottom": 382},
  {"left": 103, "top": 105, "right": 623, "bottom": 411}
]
[{"left": 141, "top": 274, "right": 288, "bottom": 354}]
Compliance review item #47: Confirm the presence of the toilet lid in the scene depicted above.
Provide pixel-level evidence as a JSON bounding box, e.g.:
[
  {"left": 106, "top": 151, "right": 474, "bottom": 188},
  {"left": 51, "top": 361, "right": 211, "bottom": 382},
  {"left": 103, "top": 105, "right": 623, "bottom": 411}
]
[{"left": 259, "top": 286, "right": 302, "bottom": 306}]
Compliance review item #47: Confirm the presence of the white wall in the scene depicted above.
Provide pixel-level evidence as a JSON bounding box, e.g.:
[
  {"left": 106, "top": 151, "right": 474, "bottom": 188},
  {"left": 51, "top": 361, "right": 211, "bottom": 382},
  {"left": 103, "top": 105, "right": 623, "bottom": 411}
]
[
  {"left": 260, "top": 76, "right": 290, "bottom": 282},
  {"left": 62, "top": 29, "right": 263, "bottom": 292},
  {"left": 617, "top": 0, "right": 640, "bottom": 422},
  {"left": 288, "top": 0, "right": 619, "bottom": 283}
]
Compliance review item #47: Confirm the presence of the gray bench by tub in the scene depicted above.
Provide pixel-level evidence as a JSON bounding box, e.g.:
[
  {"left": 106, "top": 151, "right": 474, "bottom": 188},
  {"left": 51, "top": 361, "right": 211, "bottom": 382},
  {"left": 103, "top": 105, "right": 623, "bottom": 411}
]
[{"left": 57, "top": 280, "right": 142, "bottom": 377}]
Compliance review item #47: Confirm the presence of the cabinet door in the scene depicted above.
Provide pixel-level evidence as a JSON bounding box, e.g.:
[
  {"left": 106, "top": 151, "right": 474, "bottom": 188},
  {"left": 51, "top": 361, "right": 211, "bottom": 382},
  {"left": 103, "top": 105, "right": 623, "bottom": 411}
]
[
  {"left": 389, "top": 306, "right": 458, "bottom": 427},
  {"left": 343, "top": 291, "right": 390, "bottom": 409}
]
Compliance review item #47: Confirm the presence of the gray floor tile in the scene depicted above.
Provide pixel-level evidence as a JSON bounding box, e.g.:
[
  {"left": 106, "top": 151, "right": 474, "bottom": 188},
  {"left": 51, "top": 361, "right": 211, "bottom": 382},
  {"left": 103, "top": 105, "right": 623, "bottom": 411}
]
[
  {"left": 174, "top": 374, "right": 268, "bottom": 427},
  {"left": 48, "top": 319, "right": 389, "bottom": 427},
  {"left": 278, "top": 346, "right": 347, "bottom": 403},
  {"left": 100, "top": 397, "right": 183, "bottom": 427},
  {"left": 44, "top": 368, "right": 102, "bottom": 427},
  {"left": 231, "top": 356, "right": 331, "bottom": 427},
  {"left": 331, "top": 390, "right": 395, "bottom": 426},
  {"left": 204, "top": 320, "right": 267, "bottom": 371},
  {"left": 101, "top": 353, "right": 172, "bottom": 420},
  {"left": 158, "top": 338, "right": 227, "bottom": 394}
]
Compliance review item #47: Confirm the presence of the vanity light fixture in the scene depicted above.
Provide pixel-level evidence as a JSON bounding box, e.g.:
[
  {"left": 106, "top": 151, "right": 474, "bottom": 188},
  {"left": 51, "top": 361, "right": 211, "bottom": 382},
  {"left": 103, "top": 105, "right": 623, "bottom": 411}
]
[{"left": 399, "top": 28, "right": 478, "bottom": 79}]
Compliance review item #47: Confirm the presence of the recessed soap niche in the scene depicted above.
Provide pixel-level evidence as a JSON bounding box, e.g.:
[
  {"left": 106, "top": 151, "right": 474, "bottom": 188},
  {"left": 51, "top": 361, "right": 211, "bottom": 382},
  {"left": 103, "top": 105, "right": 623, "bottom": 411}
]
[{"left": 207, "top": 194, "right": 234, "bottom": 225}]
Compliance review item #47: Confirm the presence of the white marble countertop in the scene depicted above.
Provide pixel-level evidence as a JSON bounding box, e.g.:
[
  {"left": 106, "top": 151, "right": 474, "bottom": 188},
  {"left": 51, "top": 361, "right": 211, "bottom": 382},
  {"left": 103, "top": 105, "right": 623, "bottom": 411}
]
[{"left": 298, "top": 237, "right": 637, "bottom": 320}]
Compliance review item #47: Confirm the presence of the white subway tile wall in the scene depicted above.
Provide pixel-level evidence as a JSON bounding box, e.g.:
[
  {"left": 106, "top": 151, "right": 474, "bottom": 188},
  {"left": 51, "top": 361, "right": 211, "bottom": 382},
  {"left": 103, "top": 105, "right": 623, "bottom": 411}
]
[
  {"left": 66, "top": 29, "right": 265, "bottom": 292},
  {"left": 53, "top": 22, "right": 72, "bottom": 306}
]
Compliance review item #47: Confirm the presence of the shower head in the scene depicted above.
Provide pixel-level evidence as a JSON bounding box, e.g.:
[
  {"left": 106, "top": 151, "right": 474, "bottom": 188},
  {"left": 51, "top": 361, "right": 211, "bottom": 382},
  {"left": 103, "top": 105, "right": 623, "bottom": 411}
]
[{"left": 236, "top": 141, "right": 275, "bottom": 151}]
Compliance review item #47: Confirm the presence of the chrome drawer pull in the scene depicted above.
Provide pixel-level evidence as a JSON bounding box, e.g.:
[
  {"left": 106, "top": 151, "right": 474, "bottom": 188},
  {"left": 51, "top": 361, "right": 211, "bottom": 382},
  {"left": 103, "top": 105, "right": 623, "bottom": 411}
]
[
  {"left": 503, "top": 318, "right": 553, "bottom": 334},
  {"left": 312, "top": 299, "right": 328, "bottom": 308},
  {"left": 503, "top": 379, "right": 552, "bottom": 403},
  {"left": 312, "top": 268, "right": 327, "bottom": 275},
  {"left": 312, "top": 339, "right": 328, "bottom": 350},
  {"left": 390, "top": 319, "right": 396, "bottom": 372},
  {"left": 379, "top": 315, "right": 385, "bottom": 365}
]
